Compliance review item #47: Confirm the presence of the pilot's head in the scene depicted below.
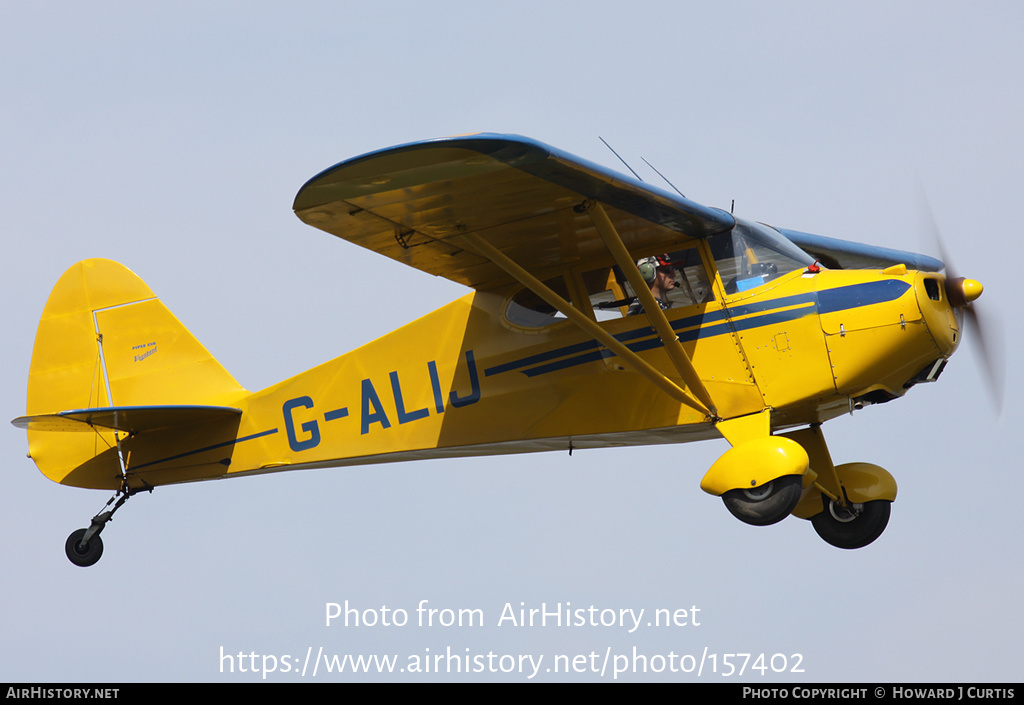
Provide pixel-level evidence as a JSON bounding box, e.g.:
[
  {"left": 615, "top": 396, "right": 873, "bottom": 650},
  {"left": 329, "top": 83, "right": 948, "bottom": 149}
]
[{"left": 637, "top": 255, "right": 678, "bottom": 289}]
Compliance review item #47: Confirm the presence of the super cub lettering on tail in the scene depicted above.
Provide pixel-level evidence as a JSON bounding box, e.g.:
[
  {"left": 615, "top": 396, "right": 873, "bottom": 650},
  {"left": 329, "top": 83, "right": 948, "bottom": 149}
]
[{"left": 13, "top": 133, "right": 996, "bottom": 566}]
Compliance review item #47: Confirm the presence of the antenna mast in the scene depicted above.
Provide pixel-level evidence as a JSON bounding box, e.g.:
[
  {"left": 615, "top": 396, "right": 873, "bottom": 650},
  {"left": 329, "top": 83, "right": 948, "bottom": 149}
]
[{"left": 598, "top": 136, "right": 644, "bottom": 182}]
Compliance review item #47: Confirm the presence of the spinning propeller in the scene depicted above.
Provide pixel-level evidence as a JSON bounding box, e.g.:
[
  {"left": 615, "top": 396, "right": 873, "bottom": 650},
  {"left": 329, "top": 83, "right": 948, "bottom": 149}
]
[{"left": 922, "top": 199, "right": 1004, "bottom": 412}]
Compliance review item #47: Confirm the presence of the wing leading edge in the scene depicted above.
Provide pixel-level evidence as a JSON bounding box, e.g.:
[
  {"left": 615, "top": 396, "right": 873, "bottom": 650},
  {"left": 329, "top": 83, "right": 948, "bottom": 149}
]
[{"left": 292, "top": 133, "right": 735, "bottom": 291}]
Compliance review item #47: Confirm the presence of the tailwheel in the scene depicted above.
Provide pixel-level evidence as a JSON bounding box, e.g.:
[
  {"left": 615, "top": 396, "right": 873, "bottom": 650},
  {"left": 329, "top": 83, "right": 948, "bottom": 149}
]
[
  {"left": 62, "top": 483, "right": 147, "bottom": 567},
  {"left": 65, "top": 528, "right": 103, "bottom": 567},
  {"left": 722, "top": 474, "right": 802, "bottom": 526},
  {"left": 812, "top": 498, "right": 891, "bottom": 549}
]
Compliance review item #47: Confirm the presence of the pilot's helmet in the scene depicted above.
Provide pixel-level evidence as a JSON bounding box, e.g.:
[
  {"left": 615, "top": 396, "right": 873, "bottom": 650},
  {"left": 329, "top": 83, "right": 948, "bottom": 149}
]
[{"left": 637, "top": 254, "right": 675, "bottom": 285}]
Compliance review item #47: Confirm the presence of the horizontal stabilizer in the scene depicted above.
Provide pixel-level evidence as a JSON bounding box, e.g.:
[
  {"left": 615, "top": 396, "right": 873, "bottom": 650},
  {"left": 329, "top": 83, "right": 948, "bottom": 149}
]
[{"left": 13, "top": 405, "right": 241, "bottom": 434}]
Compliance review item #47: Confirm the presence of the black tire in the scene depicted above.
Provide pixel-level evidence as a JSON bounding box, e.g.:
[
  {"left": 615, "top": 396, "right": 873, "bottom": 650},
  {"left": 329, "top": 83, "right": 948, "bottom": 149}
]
[
  {"left": 812, "top": 499, "right": 891, "bottom": 549},
  {"left": 722, "top": 474, "right": 802, "bottom": 526},
  {"left": 65, "top": 528, "right": 103, "bottom": 567}
]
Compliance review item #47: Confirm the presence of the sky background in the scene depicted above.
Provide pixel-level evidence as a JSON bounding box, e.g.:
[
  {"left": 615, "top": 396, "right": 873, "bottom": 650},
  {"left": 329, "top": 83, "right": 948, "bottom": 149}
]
[{"left": 2, "top": 1, "right": 1021, "bottom": 683}]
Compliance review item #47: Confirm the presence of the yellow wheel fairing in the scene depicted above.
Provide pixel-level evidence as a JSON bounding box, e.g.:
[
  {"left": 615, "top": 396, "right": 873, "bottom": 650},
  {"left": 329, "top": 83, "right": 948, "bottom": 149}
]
[
  {"left": 700, "top": 435, "right": 809, "bottom": 496},
  {"left": 793, "top": 462, "right": 897, "bottom": 519},
  {"left": 831, "top": 462, "right": 898, "bottom": 503}
]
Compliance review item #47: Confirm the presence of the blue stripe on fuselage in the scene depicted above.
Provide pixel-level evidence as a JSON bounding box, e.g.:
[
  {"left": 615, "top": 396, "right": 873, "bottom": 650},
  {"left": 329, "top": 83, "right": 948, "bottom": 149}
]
[
  {"left": 483, "top": 280, "right": 909, "bottom": 379},
  {"left": 817, "top": 279, "right": 909, "bottom": 314}
]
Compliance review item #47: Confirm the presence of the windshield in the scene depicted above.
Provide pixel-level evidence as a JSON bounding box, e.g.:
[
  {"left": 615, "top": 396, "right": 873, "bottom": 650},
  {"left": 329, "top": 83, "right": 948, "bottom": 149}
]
[{"left": 708, "top": 218, "right": 814, "bottom": 294}]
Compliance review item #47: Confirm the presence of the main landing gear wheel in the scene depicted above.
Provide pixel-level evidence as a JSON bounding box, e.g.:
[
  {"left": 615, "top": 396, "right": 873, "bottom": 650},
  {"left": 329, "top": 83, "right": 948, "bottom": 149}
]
[
  {"left": 65, "top": 528, "right": 103, "bottom": 567},
  {"left": 812, "top": 498, "right": 891, "bottom": 549},
  {"left": 722, "top": 475, "right": 802, "bottom": 526}
]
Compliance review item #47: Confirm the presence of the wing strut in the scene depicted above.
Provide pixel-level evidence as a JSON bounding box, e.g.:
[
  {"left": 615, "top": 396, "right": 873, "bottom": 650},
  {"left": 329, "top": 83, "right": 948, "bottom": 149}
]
[
  {"left": 457, "top": 232, "right": 712, "bottom": 418},
  {"left": 585, "top": 202, "right": 719, "bottom": 418}
]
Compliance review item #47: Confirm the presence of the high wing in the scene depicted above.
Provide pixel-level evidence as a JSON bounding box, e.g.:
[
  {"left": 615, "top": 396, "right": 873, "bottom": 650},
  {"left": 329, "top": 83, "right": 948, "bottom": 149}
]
[
  {"left": 779, "top": 228, "right": 944, "bottom": 272},
  {"left": 293, "top": 133, "right": 942, "bottom": 285},
  {"left": 293, "top": 133, "right": 735, "bottom": 291}
]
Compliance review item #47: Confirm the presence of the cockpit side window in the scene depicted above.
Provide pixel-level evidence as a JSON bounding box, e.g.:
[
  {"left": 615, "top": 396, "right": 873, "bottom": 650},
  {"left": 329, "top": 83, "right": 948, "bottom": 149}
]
[
  {"left": 504, "top": 275, "right": 569, "bottom": 328},
  {"left": 616, "top": 244, "right": 714, "bottom": 310},
  {"left": 663, "top": 246, "right": 714, "bottom": 306},
  {"left": 503, "top": 239, "right": 729, "bottom": 330},
  {"left": 579, "top": 267, "right": 625, "bottom": 320}
]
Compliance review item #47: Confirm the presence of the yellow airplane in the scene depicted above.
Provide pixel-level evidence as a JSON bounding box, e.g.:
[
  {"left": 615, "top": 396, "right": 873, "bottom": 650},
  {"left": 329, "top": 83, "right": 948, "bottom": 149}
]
[{"left": 13, "top": 134, "right": 990, "bottom": 566}]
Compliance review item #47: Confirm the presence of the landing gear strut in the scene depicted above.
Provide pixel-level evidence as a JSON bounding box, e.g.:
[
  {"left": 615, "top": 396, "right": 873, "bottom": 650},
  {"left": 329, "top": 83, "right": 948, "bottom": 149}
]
[
  {"left": 779, "top": 428, "right": 898, "bottom": 549},
  {"left": 64, "top": 484, "right": 148, "bottom": 567}
]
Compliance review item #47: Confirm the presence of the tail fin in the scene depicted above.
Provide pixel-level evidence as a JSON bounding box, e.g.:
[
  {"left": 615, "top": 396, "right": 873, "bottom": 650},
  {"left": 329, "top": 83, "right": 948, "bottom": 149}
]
[{"left": 20, "top": 259, "right": 248, "bottom": 488}]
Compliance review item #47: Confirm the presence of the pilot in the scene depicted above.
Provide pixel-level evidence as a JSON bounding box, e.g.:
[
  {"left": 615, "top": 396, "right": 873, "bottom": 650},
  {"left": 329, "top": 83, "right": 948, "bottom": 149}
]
[{"left": 627, "top": 255, "right": 678, "bottom": 315}]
